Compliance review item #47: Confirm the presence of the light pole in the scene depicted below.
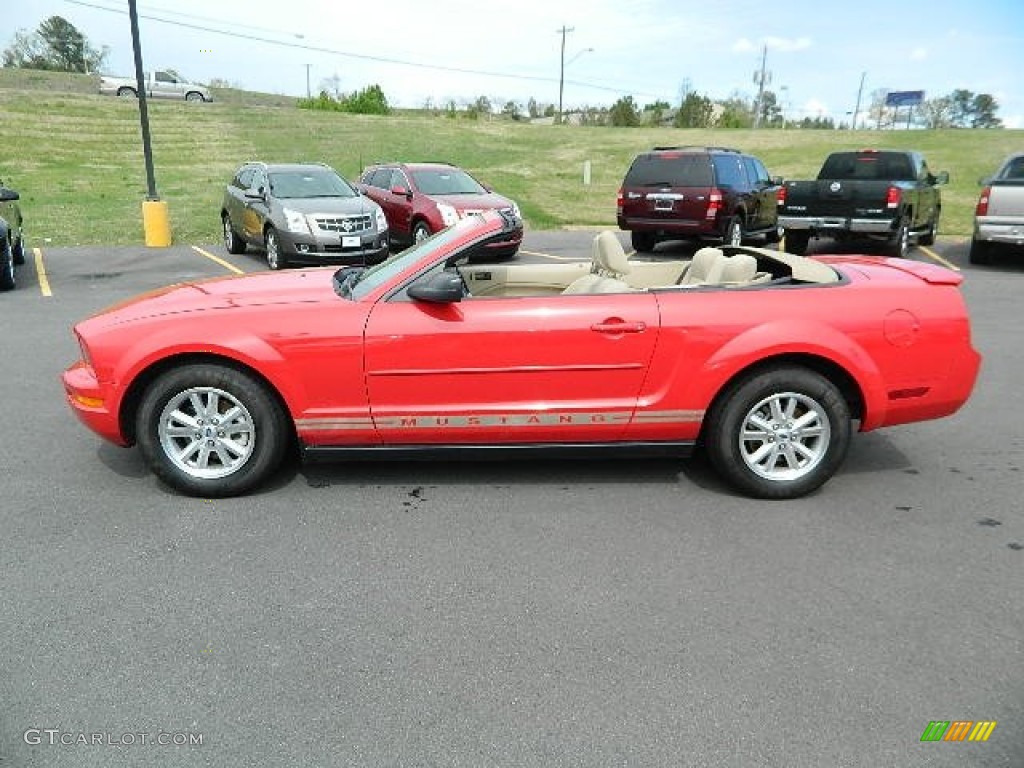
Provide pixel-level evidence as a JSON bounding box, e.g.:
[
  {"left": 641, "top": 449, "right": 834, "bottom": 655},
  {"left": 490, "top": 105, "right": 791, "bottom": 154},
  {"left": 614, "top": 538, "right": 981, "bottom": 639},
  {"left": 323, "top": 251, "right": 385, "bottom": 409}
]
[{"left": 557, "top": 29, "right": 592, "bottom": 125}]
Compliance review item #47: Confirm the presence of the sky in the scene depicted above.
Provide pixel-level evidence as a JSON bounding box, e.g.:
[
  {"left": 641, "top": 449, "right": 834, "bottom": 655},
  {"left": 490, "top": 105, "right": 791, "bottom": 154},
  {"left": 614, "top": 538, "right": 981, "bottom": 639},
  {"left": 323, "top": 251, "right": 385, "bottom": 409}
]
[{"left": 5, "top": 0, "right": 1024, "bottom": 127}]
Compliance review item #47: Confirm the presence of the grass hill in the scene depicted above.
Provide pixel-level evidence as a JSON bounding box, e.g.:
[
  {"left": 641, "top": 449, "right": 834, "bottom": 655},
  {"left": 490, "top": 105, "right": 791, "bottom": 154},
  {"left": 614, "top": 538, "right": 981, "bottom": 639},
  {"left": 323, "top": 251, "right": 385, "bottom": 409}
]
[{"left": 1, "top": 67, "right": 1020, "bottom": 246}]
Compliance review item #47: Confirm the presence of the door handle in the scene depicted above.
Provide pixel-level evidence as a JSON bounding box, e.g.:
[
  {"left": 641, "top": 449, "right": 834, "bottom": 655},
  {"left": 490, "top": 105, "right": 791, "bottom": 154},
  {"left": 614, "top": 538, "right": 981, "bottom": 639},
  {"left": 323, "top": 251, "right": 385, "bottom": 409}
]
[{"left": 591, "top": 321, "right": 647, "bottom": 334}]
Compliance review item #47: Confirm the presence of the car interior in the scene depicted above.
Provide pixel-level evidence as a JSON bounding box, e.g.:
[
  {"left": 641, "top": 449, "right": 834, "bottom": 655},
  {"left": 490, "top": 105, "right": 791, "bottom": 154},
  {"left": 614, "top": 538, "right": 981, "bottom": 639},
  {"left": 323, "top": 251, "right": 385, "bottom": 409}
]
[{"left": 455, "top": 232, "right": 837, "bottom": 298}]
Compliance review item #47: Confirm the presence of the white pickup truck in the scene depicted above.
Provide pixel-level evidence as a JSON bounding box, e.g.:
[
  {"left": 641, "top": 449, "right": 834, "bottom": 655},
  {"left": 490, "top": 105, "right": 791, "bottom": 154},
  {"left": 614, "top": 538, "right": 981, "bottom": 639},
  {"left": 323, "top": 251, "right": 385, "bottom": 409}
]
[
  {"left": 98, "top": 69, "right": 213, "bottom": 103},
  {"left": 971, "top": 153, "right": 1024, "bottom": 264}
]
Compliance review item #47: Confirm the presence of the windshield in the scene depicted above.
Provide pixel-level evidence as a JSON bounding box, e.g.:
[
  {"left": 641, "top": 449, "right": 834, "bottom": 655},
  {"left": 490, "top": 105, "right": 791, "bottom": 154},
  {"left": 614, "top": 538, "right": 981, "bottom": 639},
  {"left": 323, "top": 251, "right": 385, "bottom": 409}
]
[
  {"left": 268, "top": 170, "right": 357, "bottom": 199},
  {"left": 410, "top": 168, "right": 486, "bottom": 195},
  {"left": 340, "top": 223, "right": 473, "bottom": 300}
]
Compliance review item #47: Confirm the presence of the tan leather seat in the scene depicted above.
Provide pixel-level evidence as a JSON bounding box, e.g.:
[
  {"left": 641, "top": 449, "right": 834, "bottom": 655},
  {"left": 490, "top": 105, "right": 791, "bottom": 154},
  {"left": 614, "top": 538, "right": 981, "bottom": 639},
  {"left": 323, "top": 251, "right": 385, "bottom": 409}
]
[
  {"left": 678, "top": 247, "right": 726, "bottom": 286},
  {"left": 717, "top": 253, "right": 758, "bottom": 284},
  {"left": 563, "top": 232, "right": 633, "bottom": 294}
]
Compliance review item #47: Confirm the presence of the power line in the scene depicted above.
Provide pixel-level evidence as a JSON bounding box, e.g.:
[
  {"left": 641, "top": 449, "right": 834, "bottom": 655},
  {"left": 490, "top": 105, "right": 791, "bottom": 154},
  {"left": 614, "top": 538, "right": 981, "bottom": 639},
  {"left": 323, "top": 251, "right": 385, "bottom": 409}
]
[{"left": 63, "top": 0, "right": 661, "bottom": 100}]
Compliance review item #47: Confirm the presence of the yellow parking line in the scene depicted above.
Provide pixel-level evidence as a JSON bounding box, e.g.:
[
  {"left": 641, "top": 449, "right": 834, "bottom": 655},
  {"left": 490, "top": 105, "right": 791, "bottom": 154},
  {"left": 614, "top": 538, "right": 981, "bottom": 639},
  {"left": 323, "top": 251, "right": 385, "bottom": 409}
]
[
  {"left": 33, "top": 247, "right": 52, "bottom": 297},
  {"left": 918, "top": 245, "right": 960, "bottom": 272},
  {"left": 519, "top": 249, "right": 584, "bottom": 262},
  {"left": 191, "top": 245, "right": 245, "bottom": 274}
]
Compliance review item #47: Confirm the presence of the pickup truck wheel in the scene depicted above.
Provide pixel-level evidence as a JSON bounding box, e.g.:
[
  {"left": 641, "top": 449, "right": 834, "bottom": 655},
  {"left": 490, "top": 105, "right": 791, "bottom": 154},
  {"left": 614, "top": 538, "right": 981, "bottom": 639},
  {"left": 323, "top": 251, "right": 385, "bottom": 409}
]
[
  {"left": 185, "top": 91, "right": 205, "bottom": 102},
  {"left": 889, "top": 220, "right": 910, "bottom": 258},
  {"left": 919, "top": 211, "right": 939, "bottom": 246},
  {"left": 222, "top": 214, "right": 246, "bottom": 254},
  {"left": 783, "top": 230, "right": 809, "bottom": 255},
  {"left": 630, "top": 231, "right": 656, "bottom": 253},
  {"left": 264, "top": 228, "right": 287, "bottom": 270},
  {"left": 0, "top": 239, "right": 15, "bottom": 291},
  {"left": 12, "top": 234, "right": 25, "bottom": 265},
  {"left": 135, "top": 363, "right": 290, "bottom": 497},
  {"left": 117, "top": 86, "right": 137, "bottom": 98},
  {"left": 969, "top": 238, "right": 992, "bottom": 265},
  {"left": 705, "top": 366, "right": 851, "bottom": 499},
  {"left": 723, "top": 217, "right": 743, "bottom": 247},
  {"left": 764, "top": 225, "right": 784, "bottom": 244}
]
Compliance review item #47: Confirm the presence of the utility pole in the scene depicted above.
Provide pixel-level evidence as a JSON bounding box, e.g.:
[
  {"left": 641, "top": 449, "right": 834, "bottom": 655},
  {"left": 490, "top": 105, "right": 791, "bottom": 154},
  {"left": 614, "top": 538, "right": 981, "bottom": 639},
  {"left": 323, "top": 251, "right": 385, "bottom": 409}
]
[
  {"left": 304, "top": 64, "right": 311, "bottom": 98},
  {"left": 851, "top": 71, "right": 866, "bottom": 129},
  {"left": 556, "top": 25, "right": 574, "bottom": 124},
  {"left": 752, "top": 45, "right": 770, "bottom": 129}
]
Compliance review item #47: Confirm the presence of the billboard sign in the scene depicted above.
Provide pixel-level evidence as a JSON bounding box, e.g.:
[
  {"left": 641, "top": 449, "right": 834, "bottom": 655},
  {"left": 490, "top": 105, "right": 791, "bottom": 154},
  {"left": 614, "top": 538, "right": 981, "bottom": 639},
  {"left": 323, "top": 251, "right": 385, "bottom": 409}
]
[{"left": 885, "top": 90, "right": 925, "bottom": 107}]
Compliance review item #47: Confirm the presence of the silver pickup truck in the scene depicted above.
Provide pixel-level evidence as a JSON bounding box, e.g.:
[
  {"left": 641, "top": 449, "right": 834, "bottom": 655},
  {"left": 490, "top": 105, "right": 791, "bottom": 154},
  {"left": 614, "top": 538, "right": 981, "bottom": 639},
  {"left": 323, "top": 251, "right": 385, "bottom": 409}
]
[
  {"left": 970, "top": 153, "right": 1024, "bottom": 264},
  {"left": 99, "top": 69, "right": 212, "bottom": 102}
]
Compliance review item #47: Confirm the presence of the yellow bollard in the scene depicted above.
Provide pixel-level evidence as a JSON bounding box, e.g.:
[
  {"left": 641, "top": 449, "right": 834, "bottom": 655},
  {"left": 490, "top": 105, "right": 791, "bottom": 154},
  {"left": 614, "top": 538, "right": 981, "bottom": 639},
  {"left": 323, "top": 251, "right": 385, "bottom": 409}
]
[{"left": 142, "top": 199, "right": 172, "bottom": 247}]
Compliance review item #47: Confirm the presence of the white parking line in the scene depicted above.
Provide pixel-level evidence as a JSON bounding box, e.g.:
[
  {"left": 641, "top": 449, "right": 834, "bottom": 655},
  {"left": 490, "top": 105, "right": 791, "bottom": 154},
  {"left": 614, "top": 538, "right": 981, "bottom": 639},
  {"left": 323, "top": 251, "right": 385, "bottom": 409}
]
[{"left": 191, "top": 246, "right": 246, "bottom": 274}]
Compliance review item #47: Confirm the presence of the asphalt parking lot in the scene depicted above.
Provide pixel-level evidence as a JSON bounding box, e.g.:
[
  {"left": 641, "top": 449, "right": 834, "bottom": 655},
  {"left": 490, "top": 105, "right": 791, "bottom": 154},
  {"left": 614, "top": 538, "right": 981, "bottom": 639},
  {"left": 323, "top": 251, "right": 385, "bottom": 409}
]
[{"left": 2, "top": 232, "right": 1022, "bottom": 767}]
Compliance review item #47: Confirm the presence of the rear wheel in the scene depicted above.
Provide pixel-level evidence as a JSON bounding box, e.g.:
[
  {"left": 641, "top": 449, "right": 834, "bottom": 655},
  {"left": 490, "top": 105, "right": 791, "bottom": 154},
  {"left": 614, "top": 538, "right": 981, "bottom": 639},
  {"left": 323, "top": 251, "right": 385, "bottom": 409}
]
[
  {"left": 222, "top": 214, "right": 246, "bottom": 254},
  {"left": 889, "top": 219, "right": 910, "bottom": 258},
  {"left": 265, "top": 227, "right": 287, "bottom": 270},
  {"left": 783, "top": 230, "right": 810, "bottom": 255},
  {"left": 723, "top": 217, "right": 743, "bottom": 247},
  {"left": 135, "top": 363, "right": 290, "bottom": 497},
  {"left": 969, "top": 238, "right": 992, "bottom": 265},
  {"left": 705, "top": 366, "right": 851, "bottom": 499},
  {"left": 630, "top": 231, "right": 657, "bottom": 253},
  {"left": 0, "top": 238, "right": 15, "bottom": 291}
]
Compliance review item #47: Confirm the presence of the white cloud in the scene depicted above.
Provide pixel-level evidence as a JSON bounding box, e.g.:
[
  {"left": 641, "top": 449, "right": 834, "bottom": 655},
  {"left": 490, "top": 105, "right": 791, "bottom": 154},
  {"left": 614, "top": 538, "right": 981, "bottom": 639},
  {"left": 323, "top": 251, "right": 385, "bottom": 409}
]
[
  {"left": 910, "top": 47, "right": 928, "bottom": 61},
  {"left": 764, "top": 36, "right": 812, "bottom": 53}
]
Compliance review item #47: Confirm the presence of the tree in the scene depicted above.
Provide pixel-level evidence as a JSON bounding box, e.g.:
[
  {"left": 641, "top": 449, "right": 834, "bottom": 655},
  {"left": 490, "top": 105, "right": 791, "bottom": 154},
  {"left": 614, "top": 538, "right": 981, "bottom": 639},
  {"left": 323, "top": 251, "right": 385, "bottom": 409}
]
[
  {"left": 674, "top": 92, "right": 714, "bottom": 128},
  {"left": 501, "top": 100, "right": 522, "bottom": 121},
  {"left": 343, "top": 84, "right": 389, "bottom": 115},
  {"left": 758, "top": 91, "right": 783, "bottom": 127},
  {"left": 716, "top": 95, "right": 754, "bottom": 128},
  {"left": 970, "top": 93, "right": 1002, "bottom": 128},
  {"left": 3, "top": 15, "right": 107, "bottom": 73},
  {"left": 608, "top": 95, "right": 639, "bottom": 127}
]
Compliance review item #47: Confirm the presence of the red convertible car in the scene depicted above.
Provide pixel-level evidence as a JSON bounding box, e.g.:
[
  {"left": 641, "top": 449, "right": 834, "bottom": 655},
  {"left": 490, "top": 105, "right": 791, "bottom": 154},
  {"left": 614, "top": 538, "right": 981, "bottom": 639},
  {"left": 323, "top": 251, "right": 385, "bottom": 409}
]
[{"left": 63, "top": 210, "right": 980, "bottom": 499}]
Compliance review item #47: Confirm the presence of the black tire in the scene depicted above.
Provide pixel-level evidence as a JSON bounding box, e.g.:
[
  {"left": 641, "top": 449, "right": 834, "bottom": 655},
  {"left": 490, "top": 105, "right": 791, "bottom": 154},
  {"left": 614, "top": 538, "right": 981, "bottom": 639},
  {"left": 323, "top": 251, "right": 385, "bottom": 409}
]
[
  {"left": 968, "top": 238, "right": 992, "bottom": 265},
  {"left": 783, "top": 230, "right": 810, "bottom": 255},
  {"left": 12, "top": 234, "right": 25, "bottom": 265},
  {"left": 764, "top": 225, "right": 784, "bottom": 244},
  {"left": 919, "top": 210, "right": 939, "bottom": 246},
  {"left": 135, "top": 363, "right": 290, "bottom": 497},
  {"left": 222, "top": 214, "right": 246, "bottom": 254},
  {"left": 0, "top": 238, "right": 15, "bottom": 291},
  {"left": 264, "top": 227, "right": 287, "bottom": 270},
  {"left": 185, "top": 91, "right": 205, "bottom": 103},
  {"left": 705, "top": 366, "right": 851, "bottom": 499},
  {"left": 630, "top": 231, "right": 657, "bottom": 253},
  {"left": 889, "top": 219, "right": 910, "bottom": 258},
  {"left": 723, "top": 216, "right": 743, "bottom": 247},
  {"left": 117, "top": 86, "right": 136, "bottom": 98},
  {"left": 412, "top": 221, "right": 432, "bottom": 245}
]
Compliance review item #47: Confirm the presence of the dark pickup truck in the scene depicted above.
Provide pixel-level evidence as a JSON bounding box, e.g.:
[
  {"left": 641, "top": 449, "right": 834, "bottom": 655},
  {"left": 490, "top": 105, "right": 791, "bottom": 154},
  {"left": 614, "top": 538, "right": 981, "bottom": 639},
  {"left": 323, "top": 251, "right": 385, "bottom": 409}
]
[{"left": 777, "top": 149, "right": 948, "bottom": 257}]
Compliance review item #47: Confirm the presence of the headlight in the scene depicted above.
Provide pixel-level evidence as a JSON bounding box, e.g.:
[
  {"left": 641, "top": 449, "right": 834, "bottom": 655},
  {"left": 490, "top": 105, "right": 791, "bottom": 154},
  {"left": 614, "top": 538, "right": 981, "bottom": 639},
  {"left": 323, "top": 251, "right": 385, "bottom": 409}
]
[
  {"left": 375, "top": 206, "right": 388, "bottom": 232},
  {"left": 510, "top": 201, "right": 521, "bottom": 219},
  {"left": 282, "top": 208, "right": 310, "bottom": 234},
  {"left": 437, "top": 203, "right": 459, "bottom": 228}
]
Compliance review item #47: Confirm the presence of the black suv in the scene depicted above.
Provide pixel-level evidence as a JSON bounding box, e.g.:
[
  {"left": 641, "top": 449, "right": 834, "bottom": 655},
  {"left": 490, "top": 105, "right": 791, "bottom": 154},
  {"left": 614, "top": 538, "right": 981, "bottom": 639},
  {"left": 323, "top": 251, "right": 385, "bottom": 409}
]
[
  {"left": 1, "top": 179, "right": 25, "bottom": 291},
  {"left": 617, "top": 146, "right": 782, "bottom": 252}
]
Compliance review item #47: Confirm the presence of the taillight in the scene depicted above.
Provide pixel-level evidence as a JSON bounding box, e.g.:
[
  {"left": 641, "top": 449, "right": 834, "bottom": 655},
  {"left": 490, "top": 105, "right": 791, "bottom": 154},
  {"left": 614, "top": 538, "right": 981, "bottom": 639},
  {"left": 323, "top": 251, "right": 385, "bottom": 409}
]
[
  {"left": 706, "top": 189, "right": 723, "bottom": 220},
  {"left": 976, "top": 186, "right": 991, "bottom": 216},
  {"left": 616, "top": 188, "right": 624, "bottom": 213},
  {"left": 776, "top": 185, "right": 788, "bottom": 207},
  {"left": 885, "top": 186, "right": 900, "bottom": 209}
]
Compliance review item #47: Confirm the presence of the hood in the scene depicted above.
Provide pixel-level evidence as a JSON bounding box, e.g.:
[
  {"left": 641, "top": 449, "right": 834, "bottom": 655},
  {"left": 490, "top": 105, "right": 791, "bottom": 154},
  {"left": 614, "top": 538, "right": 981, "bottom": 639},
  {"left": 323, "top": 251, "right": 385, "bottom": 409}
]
[
  {"left": 274, "top": 195, "right": 376, "bottom": 216},
  {"left": 82, "top": 269, "right": 339, "bottom": 329},
  {"left": 429, "top": 192, "right": 515, "bottom": 213}
]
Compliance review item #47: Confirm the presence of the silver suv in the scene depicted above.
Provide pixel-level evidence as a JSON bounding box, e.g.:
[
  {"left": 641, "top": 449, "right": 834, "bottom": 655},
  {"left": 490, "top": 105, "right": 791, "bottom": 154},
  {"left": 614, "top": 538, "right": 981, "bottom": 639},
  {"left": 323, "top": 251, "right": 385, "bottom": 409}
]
[{"left": 221, "top": 162, "right": 389, "bottom": 270}]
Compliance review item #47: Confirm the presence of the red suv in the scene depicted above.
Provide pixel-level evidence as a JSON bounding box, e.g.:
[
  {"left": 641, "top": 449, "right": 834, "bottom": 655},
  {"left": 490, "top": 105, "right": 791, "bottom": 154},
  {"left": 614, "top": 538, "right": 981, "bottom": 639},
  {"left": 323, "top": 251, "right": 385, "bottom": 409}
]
[
  {"left": 358, "top": 162, "right": 522, "bottom": 256},
  {"left": 617, "top": 146, "right": 783, "bottom": 252}
]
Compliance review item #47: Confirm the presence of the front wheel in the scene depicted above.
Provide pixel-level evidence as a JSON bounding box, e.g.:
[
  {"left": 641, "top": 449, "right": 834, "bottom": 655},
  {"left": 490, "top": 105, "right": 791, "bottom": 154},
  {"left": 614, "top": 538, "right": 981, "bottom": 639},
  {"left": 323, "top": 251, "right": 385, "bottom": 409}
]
[
  {"left": 264, "top": 227, "right": 287, "bottom": 270},
  {"left": 705, "top": 366, "right": 851, "bottom": 499},
  {"left": 723, "top": 217, "right": 743, "bottom": 247},
  {"left": 919, "top": 211, "right": 939, "bottom": 246},
  {"left": 135, "top": 364, "right": 290, "bottom": 497},
  {"left": 12, "top": 234, "right": 25, "bottom": 265},
  {"left": 185, "top": 91, "right": 205, "bottom": 102},
  {"left": 117, "top": 87, "right": 136, "bottom": 98},
  {"left": 412, "top": 221, "right": 432, "bottom": 244}
]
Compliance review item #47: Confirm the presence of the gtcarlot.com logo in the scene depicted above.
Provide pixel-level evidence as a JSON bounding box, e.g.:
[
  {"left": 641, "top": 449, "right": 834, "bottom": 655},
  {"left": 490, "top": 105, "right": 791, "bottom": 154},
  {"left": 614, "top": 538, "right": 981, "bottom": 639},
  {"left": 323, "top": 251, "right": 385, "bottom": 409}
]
[
  {"left": 24, "top": 729, "right": 203, "bottom": 747},
  {"left": 921, "top": 720, "right": 997, "bottom": 742}
]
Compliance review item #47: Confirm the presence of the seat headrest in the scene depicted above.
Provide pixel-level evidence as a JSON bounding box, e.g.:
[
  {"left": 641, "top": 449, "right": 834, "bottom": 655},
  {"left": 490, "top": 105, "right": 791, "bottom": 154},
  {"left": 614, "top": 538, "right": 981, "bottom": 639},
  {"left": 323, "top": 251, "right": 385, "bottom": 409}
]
[
  {"left": 719, "top": 253, "right": 758, "bottom": 284},
  {"left": 594, "top": 231, "right": 630, "bottom": 275}
]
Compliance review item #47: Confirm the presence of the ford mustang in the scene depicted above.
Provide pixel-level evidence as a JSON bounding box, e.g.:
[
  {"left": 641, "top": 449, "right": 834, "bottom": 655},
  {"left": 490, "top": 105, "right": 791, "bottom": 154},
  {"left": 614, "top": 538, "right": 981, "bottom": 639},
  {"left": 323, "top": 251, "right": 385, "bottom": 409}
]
[{"left": 62, "top": 210, "right": 980, "bottom": 499}]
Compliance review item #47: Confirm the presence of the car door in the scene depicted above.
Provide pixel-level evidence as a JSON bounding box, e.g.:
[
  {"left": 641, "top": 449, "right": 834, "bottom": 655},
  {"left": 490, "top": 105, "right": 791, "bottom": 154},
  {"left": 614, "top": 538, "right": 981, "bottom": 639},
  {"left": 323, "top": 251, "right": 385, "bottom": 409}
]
[
  {"left": 361, "top": 284, "right": 662, "bottom": 445},
  {"left": 241, "top": 167, "right": 270, "bottom": 243},
  {"left": 744, "top": 156, "right": 778, "bottom": 231}
]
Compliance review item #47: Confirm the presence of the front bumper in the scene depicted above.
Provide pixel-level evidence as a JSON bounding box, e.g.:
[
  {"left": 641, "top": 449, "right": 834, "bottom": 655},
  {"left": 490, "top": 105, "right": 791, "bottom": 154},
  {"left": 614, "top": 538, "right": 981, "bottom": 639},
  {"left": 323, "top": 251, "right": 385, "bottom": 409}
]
[
  {"left": 277, "top": 229, "right": 390, "bottom": 266},
  {"left": 62, "top": 361, "right": 128, "bottom": 446},
  {"left": 779, "top": 215, "right": 897, "bottom": 234}
]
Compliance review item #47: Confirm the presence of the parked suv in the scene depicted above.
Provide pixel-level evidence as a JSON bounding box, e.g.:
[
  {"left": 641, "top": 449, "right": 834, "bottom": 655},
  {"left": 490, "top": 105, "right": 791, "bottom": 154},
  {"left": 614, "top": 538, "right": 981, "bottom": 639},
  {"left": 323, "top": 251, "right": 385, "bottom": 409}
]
[
  {"left": 358, "top": 162, "right": 522, "bottom": 256},
  {"left": 617, "top": 146, "right": 782, "bottom": 252},
  {"left": 1, "top": 179, "right": 25, "bottom": 291},
  {"left": 221, "top": 162, "right": 389, "bottom": 270}
]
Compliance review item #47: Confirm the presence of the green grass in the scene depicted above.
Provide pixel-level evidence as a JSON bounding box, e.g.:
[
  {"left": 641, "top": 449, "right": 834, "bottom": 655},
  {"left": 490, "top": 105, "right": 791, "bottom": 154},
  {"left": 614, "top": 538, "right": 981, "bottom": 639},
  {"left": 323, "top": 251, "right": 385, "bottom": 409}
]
[{"left": 1, "top": 68, "right": 1021, "bottom": 246}]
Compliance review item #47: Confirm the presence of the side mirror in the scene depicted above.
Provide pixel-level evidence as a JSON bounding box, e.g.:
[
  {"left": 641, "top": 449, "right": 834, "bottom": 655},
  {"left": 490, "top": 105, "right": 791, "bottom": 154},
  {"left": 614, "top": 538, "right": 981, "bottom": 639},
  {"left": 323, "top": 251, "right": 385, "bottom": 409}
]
[
  {"left": 245, "top": 186, "right": 266, "bottom": 200},
  {"left": 771, "top": 176, "right": 784, "bottom": 187},
  {"left": 0, "top": 188, "right": 19, "bottom": 202},
  {"left": 934, "top": 171, "right": 949, "bottom": 185},
  {"left": 390, "top": 185, "right": 412, "bottom": 200},
  {"left": 407, "top": 271, "right": 465, "bottom": 304}
]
